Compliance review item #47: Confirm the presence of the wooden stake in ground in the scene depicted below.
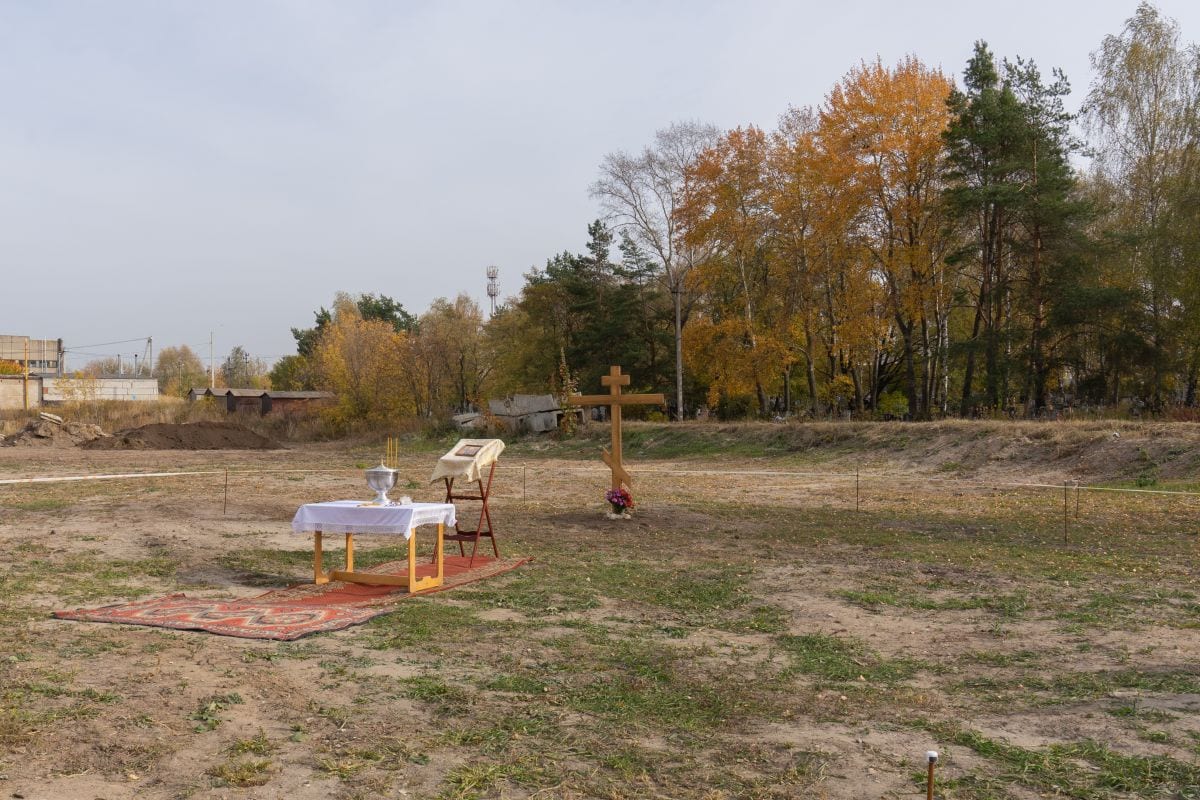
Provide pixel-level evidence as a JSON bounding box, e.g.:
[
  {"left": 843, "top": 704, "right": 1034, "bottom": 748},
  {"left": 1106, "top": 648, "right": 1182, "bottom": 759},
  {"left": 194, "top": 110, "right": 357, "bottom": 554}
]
[
  {"left": 926, "top": 751, "right": 938, "bottom": 800},
  {"left": 565, "top": 365, "right": 665, "bottom": 490}
]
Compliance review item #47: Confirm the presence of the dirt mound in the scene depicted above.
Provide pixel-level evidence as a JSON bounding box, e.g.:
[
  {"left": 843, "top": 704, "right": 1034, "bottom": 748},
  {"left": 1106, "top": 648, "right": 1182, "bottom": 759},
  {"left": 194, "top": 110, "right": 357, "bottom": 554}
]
[
  {"left": 84, "top": 421, "right": 281, "bottom": 451},
  {"left": 1, "top": 418, "right": 109, "bottom": 448}
]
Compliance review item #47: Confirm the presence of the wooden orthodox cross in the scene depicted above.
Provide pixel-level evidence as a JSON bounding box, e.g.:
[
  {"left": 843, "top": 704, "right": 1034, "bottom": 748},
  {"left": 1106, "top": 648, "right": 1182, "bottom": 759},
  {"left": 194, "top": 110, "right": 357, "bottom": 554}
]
[{"left": 566, "top": 365, "right": 666, "bottom": 490}]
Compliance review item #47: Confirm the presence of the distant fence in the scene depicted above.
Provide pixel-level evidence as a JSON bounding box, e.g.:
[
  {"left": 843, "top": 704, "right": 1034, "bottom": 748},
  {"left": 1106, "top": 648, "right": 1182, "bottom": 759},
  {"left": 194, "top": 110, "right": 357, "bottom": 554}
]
[{"left": 1, "top": 462, "right": 1197, "bottom": 543}]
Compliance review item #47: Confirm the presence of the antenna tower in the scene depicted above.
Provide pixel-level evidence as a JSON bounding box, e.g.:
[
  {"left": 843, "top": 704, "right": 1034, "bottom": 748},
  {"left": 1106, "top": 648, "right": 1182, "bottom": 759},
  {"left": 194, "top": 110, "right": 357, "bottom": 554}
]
[{"left": 486, "top": 266, "right": 500, "bottom": 316}]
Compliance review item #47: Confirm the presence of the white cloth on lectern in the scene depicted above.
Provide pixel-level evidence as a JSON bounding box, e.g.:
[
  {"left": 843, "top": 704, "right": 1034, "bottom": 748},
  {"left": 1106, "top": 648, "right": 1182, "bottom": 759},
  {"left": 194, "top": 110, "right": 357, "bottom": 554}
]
[
  {"left": 429, "top": 438, "right": 505, "bottom": 484},
  {"left": 291, "top": 501, "right": 456, "bottom": 537}
]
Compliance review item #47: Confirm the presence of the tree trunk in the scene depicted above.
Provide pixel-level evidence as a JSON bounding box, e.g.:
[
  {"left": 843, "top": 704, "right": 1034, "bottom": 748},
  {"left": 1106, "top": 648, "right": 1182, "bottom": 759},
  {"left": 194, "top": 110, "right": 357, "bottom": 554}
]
[
  {"left": 672, "top": 287, "right": 685, "bottom": 422},
  {"left": 782, "top": 366, "right": 792, "bottom": 416},
  {"left": 804, "top": 329, "right": 818, "bottom": 416},
  {"left": 850, "top": 365, "right": 864, "bottom": 413},
  {"left": 898, "top": 319, "right": 918, "bottom": 418},
  {"left": 1186, "top": 347, "right": 1200, "bottom": 407},
  {"left": 960, "top": 275, "right": 988, "bottom": 417}
]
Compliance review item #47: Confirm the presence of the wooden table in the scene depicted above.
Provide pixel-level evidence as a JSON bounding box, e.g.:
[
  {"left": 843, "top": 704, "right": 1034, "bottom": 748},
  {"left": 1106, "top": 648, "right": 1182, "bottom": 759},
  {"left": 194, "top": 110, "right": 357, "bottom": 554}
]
[{"left": 290, "top": 501, "right": 456, "bottom": 592}]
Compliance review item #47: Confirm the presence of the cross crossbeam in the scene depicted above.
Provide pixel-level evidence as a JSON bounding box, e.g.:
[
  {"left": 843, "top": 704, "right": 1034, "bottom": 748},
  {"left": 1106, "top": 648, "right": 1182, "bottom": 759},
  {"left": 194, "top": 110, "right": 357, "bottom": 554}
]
[{"left": 565, "top": 365, "right": 665, "bottom": 490}]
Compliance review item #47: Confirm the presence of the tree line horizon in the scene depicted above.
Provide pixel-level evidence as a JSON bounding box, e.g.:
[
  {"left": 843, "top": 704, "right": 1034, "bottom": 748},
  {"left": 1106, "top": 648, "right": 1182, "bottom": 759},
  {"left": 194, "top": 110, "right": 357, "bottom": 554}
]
[{"left": 90, "top": 3, "right": 1200, "bottom": 425}]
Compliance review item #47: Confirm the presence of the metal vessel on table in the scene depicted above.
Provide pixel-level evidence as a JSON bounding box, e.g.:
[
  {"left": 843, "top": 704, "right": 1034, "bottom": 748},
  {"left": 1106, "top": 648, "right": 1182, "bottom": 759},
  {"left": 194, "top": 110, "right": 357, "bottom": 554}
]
[{"left": 365, "top": 463, "right": 397, "bottom": 505}]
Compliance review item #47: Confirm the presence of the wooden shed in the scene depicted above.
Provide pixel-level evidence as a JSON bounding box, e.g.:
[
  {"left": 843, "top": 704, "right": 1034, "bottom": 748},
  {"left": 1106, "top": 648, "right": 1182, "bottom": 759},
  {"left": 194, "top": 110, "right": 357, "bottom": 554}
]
[{"left": 262, "top": 391, "right": 334, "bottom": 415}]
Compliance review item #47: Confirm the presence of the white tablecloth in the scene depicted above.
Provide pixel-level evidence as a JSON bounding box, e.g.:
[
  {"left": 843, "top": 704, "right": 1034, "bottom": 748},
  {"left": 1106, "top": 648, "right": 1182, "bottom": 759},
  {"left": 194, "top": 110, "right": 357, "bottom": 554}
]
[{"left": 291, "top": 501, "right": 457, "bottom": 538}]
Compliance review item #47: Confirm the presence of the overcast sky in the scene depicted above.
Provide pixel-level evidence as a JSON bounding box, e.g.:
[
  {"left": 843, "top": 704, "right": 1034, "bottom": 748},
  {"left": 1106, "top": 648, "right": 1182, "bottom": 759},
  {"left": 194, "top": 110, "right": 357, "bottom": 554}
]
[{"left": 2, "top": 1, "right": 1198, "bottom": 370}]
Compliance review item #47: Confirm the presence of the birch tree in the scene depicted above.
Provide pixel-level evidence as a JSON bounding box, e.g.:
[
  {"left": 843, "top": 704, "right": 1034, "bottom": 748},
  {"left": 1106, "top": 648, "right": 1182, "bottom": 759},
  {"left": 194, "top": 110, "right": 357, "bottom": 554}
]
[
  {"left": 1086, "top": 1, "right": 1200, "bottom": 407},
  {"left": 592, "top": 121, "right": 720, "bottom": 420}
]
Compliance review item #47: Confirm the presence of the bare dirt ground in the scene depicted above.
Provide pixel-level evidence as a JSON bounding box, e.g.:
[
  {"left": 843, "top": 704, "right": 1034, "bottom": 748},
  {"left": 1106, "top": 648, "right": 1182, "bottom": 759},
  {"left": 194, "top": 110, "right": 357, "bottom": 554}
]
[{"left": 1, "top": 421, "right": 1199, "bottom": 799}]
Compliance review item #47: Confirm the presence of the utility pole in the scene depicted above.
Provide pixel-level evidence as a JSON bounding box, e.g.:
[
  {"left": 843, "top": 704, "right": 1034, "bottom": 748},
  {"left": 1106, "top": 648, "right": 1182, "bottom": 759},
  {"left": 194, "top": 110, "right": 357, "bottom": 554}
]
[
  {"left": 209, "top": 332, "right": 215, "bottom": 389},
  {"left": 22, "top": 338, "right": 28, "bottom": 410}
]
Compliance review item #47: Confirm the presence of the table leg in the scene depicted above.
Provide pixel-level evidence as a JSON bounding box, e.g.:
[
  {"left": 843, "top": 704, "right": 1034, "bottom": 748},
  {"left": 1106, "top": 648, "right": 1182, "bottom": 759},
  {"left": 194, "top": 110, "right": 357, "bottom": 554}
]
[
  {"left": 436, "top": 522, "right": 444, "bottom": 582},
  {"left": 314, "top": 531, "right": 329, "bottom": 584},
  {"left": 407, "top": 528, "right": 417, "bottom": 590},
  {"left": 323, "top": 523, "right": 449, "bottom": 592}
]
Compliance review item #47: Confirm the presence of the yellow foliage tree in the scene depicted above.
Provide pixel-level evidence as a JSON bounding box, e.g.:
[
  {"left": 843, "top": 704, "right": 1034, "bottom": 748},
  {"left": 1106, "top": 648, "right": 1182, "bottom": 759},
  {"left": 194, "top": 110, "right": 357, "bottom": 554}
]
[
  {"left": 416, "top": 294, "right": 491, "bottom": 416},
  {"left": 817, "top": 57, "right": 955, "bottom": 418},
  {"left": 314, "top": 302, "right": 419, "bottom": 428},
  {"left": 678, "top": 126, "right": 787, "bottom": 415}
]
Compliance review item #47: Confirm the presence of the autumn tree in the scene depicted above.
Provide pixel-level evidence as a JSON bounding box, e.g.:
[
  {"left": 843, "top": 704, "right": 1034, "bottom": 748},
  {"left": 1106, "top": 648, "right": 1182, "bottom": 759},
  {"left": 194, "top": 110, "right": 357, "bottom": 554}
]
[
  {"left": 772, "top": 106, "right": 895, "bottom": 415},
  {"left": 678, "top": 126, "right": 783, "bottom": 416},
  {"left": 313, "top": 298, "right": 419, "bottom": 427},
  {"left": 417, "top": 294, "right": 492, "bottom": 415},
  {"left": 220, "top": 346, "right": 269, "bottom": 389},
  {"left": 292, "top": 293, "right": 415, "bottom": 358},
  {"left": 819, "top": 57, "right": 955, "bottom": 418},
  {"left": 268, "top": 355, "right": 314, "bottom": 391},
  {"left": 154, "top": 345, "right": 207, "bottom": 396}
]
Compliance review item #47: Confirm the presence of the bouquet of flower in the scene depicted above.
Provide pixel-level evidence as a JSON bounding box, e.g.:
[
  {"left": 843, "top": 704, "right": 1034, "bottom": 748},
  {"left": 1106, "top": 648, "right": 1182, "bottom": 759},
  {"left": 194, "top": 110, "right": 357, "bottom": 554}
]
[{"left": 605, "top": 487, "right": 634, "bottom": 517}]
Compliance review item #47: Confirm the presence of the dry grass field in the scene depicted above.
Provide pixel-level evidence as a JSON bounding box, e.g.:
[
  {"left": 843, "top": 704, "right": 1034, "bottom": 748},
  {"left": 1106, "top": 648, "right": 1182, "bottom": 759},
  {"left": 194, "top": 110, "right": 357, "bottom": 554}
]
[{"left": 2, "top": 421, "right": 1200, "bottom": 799}]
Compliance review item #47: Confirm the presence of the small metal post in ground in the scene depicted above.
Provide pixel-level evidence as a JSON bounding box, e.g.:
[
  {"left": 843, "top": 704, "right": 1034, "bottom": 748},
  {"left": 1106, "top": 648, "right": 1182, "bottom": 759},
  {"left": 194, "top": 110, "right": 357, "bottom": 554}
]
[
  {"left": 1075, "top": 480, "right": 1081, "bottom": 520},
  {"left": 522, "top": 465, "right": 527, "bottom": 506},
  {"left": 926, "top": 751, "right": 938, "bottom": 800},
  {"left": 223, "top": 468, "right": 229, "bottom": 515},
  {"left": 856, "top": 466, "right": 860, "bottom": 512}
]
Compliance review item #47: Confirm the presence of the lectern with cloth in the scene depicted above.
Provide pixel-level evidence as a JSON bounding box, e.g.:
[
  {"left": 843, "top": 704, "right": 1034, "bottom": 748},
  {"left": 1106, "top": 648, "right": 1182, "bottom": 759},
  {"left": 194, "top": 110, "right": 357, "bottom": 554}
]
[{"left": 430, "top": 438, "right": 505, "bottom": 565}]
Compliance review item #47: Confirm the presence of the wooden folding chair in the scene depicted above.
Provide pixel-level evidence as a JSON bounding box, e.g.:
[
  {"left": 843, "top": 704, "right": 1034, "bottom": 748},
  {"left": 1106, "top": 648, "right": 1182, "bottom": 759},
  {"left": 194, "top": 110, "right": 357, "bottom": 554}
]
[{"left": 440, "top": 460, "right": 499, "bottom": 566}]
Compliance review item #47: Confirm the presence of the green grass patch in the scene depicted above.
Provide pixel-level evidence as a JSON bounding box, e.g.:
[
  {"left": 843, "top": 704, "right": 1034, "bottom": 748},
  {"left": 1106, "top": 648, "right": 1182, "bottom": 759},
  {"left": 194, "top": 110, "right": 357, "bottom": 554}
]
[
  {"left": 190, "top": 692, "right": 244, "bottom": 732},
  {"left": 397, "top": 676, "right": 471, "bottom": 712},
  {"left": 959, "top": 667, "right": 1200, "bottom": 706},
  {"left": 776, "top": 633, "right": 922, "bottom": 684},
  {"left": 925, "top": 722, "right": 1200, "bottom": 798},
  {"left": 463, "top": 558, "right": 752, "bottom": 626},
  {"left": 562, "top": 636, "right": 754, "bottom": 731},
  {"left": 363, "top": 600, "right": 481, "bottom": 649},
  {"left": 438, "top": 711, "right": 557, "bottom": 755},
  {"left": 5, "top": 498, "right": 70, "bottom": 512},
  {"left": 207, "top": 758, "right": 272, "bottom": 788},
  {"left": 439, "top": 756, "right": 554, "bottom": 800},
  {"left": 226, "top": 731, "right": 276, "bottom": 756},
  {"left": 483, "top": 674, "right": 546, "bottom": 694},
  {"left": 10, "top": 552, "right": 179, "bottom": 601},
  {"left": 840, "top": 588, "right": 1028, "bottom": 618}
]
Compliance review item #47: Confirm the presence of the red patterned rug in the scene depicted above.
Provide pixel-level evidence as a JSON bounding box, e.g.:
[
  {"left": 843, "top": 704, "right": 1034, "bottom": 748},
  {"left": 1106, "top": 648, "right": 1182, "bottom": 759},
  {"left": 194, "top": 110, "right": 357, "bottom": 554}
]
[{"left": 53, "top": 555, "right": 530, "bottom": 640}]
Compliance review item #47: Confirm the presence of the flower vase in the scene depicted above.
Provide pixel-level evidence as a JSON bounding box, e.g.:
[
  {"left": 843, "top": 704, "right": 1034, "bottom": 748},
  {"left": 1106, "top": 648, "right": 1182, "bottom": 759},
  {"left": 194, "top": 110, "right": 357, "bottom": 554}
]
[{"left": 607, "top": 503, "right": 632, "bottom": 520}]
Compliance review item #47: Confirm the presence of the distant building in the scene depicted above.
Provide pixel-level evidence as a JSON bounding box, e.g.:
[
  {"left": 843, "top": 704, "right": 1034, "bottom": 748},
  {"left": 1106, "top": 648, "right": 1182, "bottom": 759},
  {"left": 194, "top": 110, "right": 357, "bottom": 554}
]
[
  {"left": 42, "top": 377, "right": 159, "bottom": 403},
  {"left": 0, "top": 375, "right": 158, "bottom": 409},
  {"left": 262, "top": 391, "right": 335, "bottom": 415},
  {"left": 188, "top": 388, "right": 334, "bottom": 415},
  {"left": 0, "top": 335, "right": 63, "bottom": 376},
  {"left": 487, "top": 394, "right": 564, "bottom": 433}
]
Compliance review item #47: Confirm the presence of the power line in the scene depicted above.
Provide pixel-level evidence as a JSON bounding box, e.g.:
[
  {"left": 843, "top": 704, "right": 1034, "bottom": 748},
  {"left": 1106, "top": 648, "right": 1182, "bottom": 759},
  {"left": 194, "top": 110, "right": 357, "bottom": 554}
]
[{"left": 66, "top": 337, "right": 150, "bottom": 350}]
